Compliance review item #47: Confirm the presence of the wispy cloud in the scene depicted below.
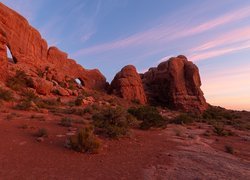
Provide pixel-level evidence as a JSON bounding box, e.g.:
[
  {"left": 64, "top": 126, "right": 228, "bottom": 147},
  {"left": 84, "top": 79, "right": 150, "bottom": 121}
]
[
  {"left": 190, "top": 26, "right": 250, "bottom": 52},
  {"left": 72, "top": 5, "right": 250, "bottom": 58},
  {"left": 189, "top": 40, "right": 250, "bottom": 61}
]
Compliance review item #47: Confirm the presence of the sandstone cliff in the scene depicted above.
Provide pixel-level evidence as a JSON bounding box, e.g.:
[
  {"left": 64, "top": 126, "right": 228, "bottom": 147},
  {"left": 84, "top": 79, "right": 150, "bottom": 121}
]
[
  {"left": 110, "top": 65, "right": 147, "bottom": 104},
  {"left": 141, "top": 55, "right": 208, "bottom": 113},
  {"left": 0, "top": 2, "right": 106, "bottom": 90}
]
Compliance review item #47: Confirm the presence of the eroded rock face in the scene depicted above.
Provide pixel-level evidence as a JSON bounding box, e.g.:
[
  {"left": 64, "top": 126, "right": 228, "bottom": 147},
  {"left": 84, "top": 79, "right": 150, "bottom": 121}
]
[
  {"left": 0, "top": 3, "right": 106, "bottom": 90},
  {"left": 110, "top": 65, "right": 147, "bottom": 104},
  {"left": 141, "top": 55, "right": 208, "bottom": 113}
]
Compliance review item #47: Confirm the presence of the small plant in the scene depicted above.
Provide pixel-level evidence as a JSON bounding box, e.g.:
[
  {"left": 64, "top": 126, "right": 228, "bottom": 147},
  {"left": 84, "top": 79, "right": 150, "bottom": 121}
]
[
  {"left": 213, "top": 123, "right": 226, "bottom": 136},
  {"left": 174, "top": 129, "right": 182, "bottom": 136},
  {"left": 131, "top": 99, "right": 140, "bottom": 104},
  {"left": 0, "top": 87, "right": 13, "bottom": 101},
  {"left": 128, "top": 106, "right": 166, "bottom": 130},
  {"left": 15, "top": 100, "right": 33, "bottom": 110},
  {"left": 69, "top": 127, "right": 100, "bottom": 153},
  {"left": 20, "top": 124, "right": 28, "bottom": 129},
  {"left": 36, "top": 128, "right": 48, "bottom": 137},
  {"left": 7, "top": 70, "right": 34, "bottom": 91},
  {"left": 172, "top": 113, "right": 194, "bottom": 125},
  {"left": 225, "top": 145, "right": 234, "bottom": 154},
  {"left": 93, "top": 107, "right": 132, "bottom": 138},
  {"left": 75, "top": 96, "right": 83, "bottom": 106},
  {"left": 60, "top": 117, "right": 72, "bottom": 127}
]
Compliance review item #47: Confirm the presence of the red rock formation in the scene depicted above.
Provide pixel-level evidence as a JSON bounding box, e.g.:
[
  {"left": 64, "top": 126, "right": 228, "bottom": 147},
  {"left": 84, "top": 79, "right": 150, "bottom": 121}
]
[
  {"left": 0, "top": 2, "right": 106, "bottom": 90},
  {"left": 110, "top": 65, "right": 147, "bottom": 104},
  {"left": 141, "top": 55, "right": 208, "bottom": 113}
]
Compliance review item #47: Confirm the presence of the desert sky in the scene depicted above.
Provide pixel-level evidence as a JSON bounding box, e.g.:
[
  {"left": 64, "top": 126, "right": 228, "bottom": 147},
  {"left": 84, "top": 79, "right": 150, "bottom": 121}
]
[{"left": 1, "top": 0, "right": 250, "bottom": 110}]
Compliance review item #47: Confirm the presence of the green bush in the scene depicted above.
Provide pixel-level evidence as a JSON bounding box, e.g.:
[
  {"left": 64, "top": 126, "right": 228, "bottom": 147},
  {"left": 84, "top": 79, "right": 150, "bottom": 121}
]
[
  {"left": 0, "top": 87, "right": 13, "bottom": 101},
  {"left": 128, "top": 106, "right": 166, "bottom": 130},
  {"left": 93, "top": 107, "right": 132, "bottom": 138},
  {"left": 172, "top": 113, "right": 194, "bottom": 124},
  {"left": 69, "top": 127, "right": 100, "bottom": 153}
]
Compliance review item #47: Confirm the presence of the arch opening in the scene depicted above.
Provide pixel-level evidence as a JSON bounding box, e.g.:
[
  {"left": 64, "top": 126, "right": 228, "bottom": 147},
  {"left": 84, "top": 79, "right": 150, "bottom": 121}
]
[
  {"left": 75, "top": 78, "right": 85, "bottom": 87},
  {"left": 6, "top": 45, "right": 17, "bottom": 64}
]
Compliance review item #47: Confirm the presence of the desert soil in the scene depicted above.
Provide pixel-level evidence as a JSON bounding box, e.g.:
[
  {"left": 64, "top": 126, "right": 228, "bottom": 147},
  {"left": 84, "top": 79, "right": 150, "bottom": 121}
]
[{"left": 0, "top": 108, "right": 249, "bottom": 180}]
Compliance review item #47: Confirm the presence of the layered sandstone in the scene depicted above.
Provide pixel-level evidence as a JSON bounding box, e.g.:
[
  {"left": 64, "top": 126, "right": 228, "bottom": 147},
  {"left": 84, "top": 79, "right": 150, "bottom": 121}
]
[
  {"left": 110, "top": 65, "right": 147, "bottom": 104},
  {"left": 141, "top": 55, "right": 208, "bottom": 113},
  {"left": 0, "top": 3, "right": 106, "bottom": 90}
]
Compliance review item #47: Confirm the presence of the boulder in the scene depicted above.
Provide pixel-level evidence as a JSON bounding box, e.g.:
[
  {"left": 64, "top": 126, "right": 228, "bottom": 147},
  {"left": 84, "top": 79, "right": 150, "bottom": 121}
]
[
  {"left": 110, "top": 65, "right": 147, "bottom": 104},
  {"left": 142, "top": 55, "right": 208, "bottom": 113},
  {"left": 36, "top": 79, "right": 53, "bottom": 95}
]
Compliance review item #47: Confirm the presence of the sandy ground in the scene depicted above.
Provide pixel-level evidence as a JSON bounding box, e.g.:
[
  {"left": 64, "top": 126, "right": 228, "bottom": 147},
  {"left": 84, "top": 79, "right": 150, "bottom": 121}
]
[{"left": 0, "top": 109, "right": 249, "bottom": 180}]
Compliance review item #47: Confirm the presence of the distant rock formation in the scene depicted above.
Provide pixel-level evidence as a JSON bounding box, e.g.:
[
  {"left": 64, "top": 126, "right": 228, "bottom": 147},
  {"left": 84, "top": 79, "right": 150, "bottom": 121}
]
[
  {"left": 0, "top": 3, "right": 207, "bottom": 113},
  {"left": 110, "top": 65, "right": 147, "bottom": 104},
  {"left": 0, "top": 3, "right": 106, "bottom": 90},
  {"left": 141, "top": 55, "right": 208, "bottom": 113}
]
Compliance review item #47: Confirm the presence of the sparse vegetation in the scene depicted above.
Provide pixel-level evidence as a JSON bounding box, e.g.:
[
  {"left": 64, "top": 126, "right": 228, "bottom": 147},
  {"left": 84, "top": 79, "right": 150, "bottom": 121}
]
[
  {"left": 69, "top": 127, "right": 100, "bottom": 153},
  {"left": 75, "top": 96, "right": 83, "bottom": 106},
  {"left": 213, "top": 123, "right": 226, "bottom": 136},
  {"left": 7, "top": 70, "right": 34, "bottom": 91},
  {"left": 225, "top": 145, "right": 234, "bottom": 154},
  {"left": 0, "top": 87, "right": 13, "bottom": 101},
  {"left": 15, "top": 99, "right": 34, "bottom": 110},
  {"left": 93, "top": 107, "right": 133, "bottom": 138},
  {"left": 60, "top": 117, "right": 72, "bottom": 127},
  {"left": 172, "top": 113, "right": 195, "bottom": 124},
  {"left": 36, "top": 128, "right": 48, "bottom": 137},
  {"left": 203, "top": 106, "right": 239, "bottom": 121},
  {"left": 128, "top": 106, "right": 166, "bottom": 130}
]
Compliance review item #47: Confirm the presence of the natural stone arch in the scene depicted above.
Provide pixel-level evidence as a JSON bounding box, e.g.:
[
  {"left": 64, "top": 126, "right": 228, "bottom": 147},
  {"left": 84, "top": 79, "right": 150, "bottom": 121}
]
[
  {"left": 6, "top": 44, "right": 17, "bottom": 64},
  {"left": 75, "top": 78, "right": 85, "bottom": 87}
]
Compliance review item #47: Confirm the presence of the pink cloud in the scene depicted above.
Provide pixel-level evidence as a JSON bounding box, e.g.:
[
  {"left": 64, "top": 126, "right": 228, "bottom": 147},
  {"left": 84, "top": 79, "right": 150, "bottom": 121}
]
[
  {"left": 72, "top": 5, "right": 250, "bottom": 58},
  {"left": 189, "top": 40, "right": 250, "bottom": 61},
  {"left": 190, "top": 26, "right": 250, "bottom": 52}
]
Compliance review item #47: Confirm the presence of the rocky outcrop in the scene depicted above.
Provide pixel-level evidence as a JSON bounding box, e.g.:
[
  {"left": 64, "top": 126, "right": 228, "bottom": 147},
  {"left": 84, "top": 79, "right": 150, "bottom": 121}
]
[
  {"left": 0, "top": 3, "right": 106, "bottom": 90},
  {"left": 110, "top": 65, "right": 147, "bottom": 104},
  {"left": 36, "top": 79, "right": 53, "bottom": 95},
  {"left": 141, "top": 55, "right": 208, "bottom": 113}
]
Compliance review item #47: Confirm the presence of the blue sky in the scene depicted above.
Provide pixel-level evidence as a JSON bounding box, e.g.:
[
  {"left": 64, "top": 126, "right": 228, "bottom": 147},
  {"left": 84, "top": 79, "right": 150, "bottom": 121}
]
[{"left": 1, "top": 0, "right": 250, "bottom": 110}]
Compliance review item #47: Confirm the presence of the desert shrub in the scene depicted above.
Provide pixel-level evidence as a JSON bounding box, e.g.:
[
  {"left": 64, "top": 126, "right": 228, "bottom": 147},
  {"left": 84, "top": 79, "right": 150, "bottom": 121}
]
[
  {"left": 7, "top": 70, "right": 34, "bottom": 91},
  {"left": 128, "top": 106, "right": 166, "bottom": 130},
  {"left": 20, "top": 124, "right": 28, "bottom": 129},
  {"left": 36, "top": 128, "right": 48, "bottom": 137},
  {"left": 0, "top": 87, "right": 13, "bottom": 101},
  {"left": 203, "top": 106, "right": 237, "bottom": 121},
  {"left": 75, "top": 96, "right": 83, "bottom": 106},
  {"left": 213, "top": 123, "right": 226, "bottom": 136},
  {"left": 69, "top": 127, "right": 100, "bottom": 153},
  {"left": 131, "top": 99, "right": 140, "bottom": 104},
  {"left": 37, "top": 69, "right": 44, "bottom": 78},
  {"left": 93, "top": 107, "right": 132, "bottom": 138},
  {"left": 172, "top": 113, "right": 194, "bottom": 124},
  {"left": 60, "top": 117, "right": 72, "bottom": 127},
  {"left": 22, "top": 89, "right": 39, "bottom": 101},
  {"left": 15, "top": 100, "right": 34, "bottom": 110},
  {"left": 63, "top": 108, "right": 88, "bottom": 116},
  {"left": 225, "top": 145, "right": 234, "bottom": 154}
]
